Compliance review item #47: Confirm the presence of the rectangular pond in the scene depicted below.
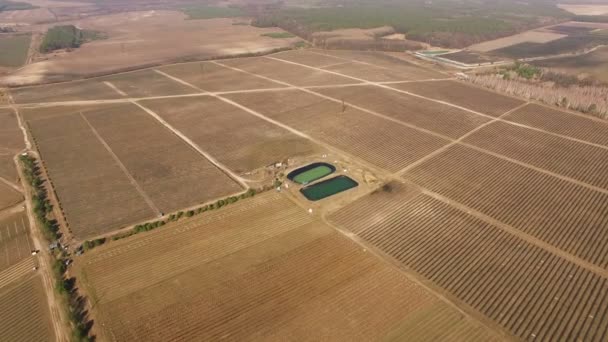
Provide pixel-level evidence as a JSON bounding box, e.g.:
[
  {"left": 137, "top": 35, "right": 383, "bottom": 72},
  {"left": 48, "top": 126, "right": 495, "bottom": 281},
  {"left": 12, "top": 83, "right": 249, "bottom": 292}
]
[
  {"left": 300, "top": 175, "right": 358, "bottom": 201},
  {"left": 288, "top": 162, "right": 336, "bottom": 185}
]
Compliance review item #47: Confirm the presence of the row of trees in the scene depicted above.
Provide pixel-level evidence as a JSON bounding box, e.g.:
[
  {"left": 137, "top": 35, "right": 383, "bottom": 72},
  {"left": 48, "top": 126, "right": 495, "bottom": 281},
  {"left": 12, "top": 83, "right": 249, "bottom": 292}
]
[
  {"left": 468, "top": 73, "right": 608, "bottom": 119},
  {"left": 81, "top": 188, "right": 259, "bottom": 251},
  {"left": 20, "top": 154, "right": 93, "bottom": 341}
]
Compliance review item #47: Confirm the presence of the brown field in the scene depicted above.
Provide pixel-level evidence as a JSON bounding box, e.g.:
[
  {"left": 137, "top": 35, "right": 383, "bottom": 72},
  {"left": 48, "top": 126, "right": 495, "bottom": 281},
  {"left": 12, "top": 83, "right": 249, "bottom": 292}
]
[
  {"left": 329, "top": 182, "right": 608, "bottom": 340},
  {"left": 558, "top": 4, "right": 608, "bottom": 15},
  {"left": 81, "top": 102, "right": 242, "bottom": 212},
  {"left": 274, "top": 49, "right": 446, "bottom": 81},
  {"left": 76, "top": 192, "right": 499, "bottom": 341},
  {"left": 225, "top": 89, "right": 450, "bottom": 172},
  {"left": 99, "top": 69, "right": 197, "bottom": 98},
  {"left": 140, "top": 96, "right": 319, "bottom": 173},
  {"left": 0, "top": 211, "right": 31, "bottom": 272},
  {"left": 390, "top": 80, "right": 525, "bottom": 117},
  {"left": 463, "top": 121, "right": 608, "bottom": 189},
  {"left": 468, "top": 30, "right": 567, "bottom": 52},
  {"left": 10, "top": 49, "right": 608, "bottom": 340},
  {"left": 10, "top": 78, "right": 125, "bottom": 104},
  {"left": 158, "top": 61, "right": 285, "bottom": 92},
  {"left": 23, "top": 103, "right": 242, "bottom": 238},
  {"left": 505, "top": 103, "right": 608, "bottom": 147},
  {"left": 0, "top": 109, "right": 24, "bottom": 183},
  {"left": 0, "top": 183, "right": 22, "bottom": 211},
  {"left": 24, "top": 106, "right": 156, "bottom": 238},
  {"left": 0, "top": 275, "right": 55, "bottom": 342},
  {"left": 316, "top": 85, "right": 491, "bottom": 138},
  {"left": 403, "top": 144, "right": 608, "bottom": 268},
  {"left": 220, "top": 57, "right": 359, "bottom": 87},
  {"left": 2, "top": 11, "right": 301, "bottom": 86}
]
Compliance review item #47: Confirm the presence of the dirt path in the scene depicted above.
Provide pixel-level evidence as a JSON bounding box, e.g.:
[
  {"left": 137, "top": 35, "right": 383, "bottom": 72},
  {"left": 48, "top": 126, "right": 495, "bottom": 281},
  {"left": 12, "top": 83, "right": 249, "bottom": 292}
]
[
  {"left": 5, "top": 79, "right": 451, "bottom": 110},
  {"left": 15, "top": 152, "right": 70, "bottom": 342},
  {"left": 131, "top": 100, "right": 251, "bottom": 188},
  {"left": 79, "top": 112, "right": 162, "bottom": 217}
]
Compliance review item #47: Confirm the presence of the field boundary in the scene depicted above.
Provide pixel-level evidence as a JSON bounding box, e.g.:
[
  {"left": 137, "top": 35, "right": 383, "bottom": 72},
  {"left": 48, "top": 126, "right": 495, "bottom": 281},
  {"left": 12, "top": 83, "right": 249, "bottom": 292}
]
[
  {"left": 131, "top": 100, "right": 250, "bottom": 189},
  {"left": 79, "top": 112, "right": 162, "bottom": 216}
]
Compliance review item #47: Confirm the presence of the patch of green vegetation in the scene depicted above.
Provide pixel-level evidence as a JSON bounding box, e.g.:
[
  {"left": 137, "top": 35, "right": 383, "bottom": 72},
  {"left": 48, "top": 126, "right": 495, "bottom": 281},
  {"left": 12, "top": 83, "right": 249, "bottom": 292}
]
[
  {"left": 262, "top": 32, "right": 295, "bottom": 39},
  {"left": 510, "top": 62, "right": 541, "bottom": 79},
  {"left": 293, "top": 165, "right": 333, "bottom": 184},
  {"left": 39, "top": 25, "right": 106, "bottom": 53},
  {"left": 183, "top": 6, "right": 244, "bottom": 20},
  {"left": 0, "top": 34, "right": 30, "bottom": 67},
  {"left": 0, "top": 0, "right": 35, "bottom": 12}
]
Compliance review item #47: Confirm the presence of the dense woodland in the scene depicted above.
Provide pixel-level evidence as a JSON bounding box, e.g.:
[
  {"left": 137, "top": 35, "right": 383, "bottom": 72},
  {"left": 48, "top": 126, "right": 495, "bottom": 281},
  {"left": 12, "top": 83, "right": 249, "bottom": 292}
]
[{"left": 250, "top": 0, "right": 570, "bottom": 48}]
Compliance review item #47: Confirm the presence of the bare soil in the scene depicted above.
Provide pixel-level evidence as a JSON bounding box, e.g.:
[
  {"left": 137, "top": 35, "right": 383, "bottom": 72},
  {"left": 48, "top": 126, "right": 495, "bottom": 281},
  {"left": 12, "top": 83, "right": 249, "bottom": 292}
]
[
  {"left": 2, "top": 11, "right": 301, "bottom": 86},
  {"left": 75, "top": 192, "right": 499, "bottom": 341}
]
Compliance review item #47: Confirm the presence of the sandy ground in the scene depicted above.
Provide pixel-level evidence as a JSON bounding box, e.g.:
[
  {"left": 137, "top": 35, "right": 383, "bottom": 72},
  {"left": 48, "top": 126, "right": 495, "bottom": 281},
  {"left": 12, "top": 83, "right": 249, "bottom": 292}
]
[
  {"left": 468, "top": 30, "right": 567, "bottom": 52},
  {"left": 558, "top": 4, "right": 608, "bottom": 15},
  {"left": 1, "top": 11, "right": 301, "bottom": 86}
]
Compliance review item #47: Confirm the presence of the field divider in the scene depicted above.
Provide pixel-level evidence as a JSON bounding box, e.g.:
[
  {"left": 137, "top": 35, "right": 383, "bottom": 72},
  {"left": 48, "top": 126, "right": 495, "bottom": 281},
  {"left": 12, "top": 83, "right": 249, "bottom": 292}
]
[
  {"left": 79, "top": 112, "right": 162, "bottom": 216},
  {"left": 256, "top": 57, "right": 608, "bottom": 193},
  {"left": 268, "top": 55, "right": 608, "bottom": 152},
  {"left": 399, "top": 177, "right": 608, "bottom": 281},
  {"left": 130, "top": 99, "right": 250, "bottom": 189},
  {"left": 397, "top": 101, "right": 529, "bottom": 175},
  {"left": 102, "top": 81, "right": 128, "bottom": 97}
]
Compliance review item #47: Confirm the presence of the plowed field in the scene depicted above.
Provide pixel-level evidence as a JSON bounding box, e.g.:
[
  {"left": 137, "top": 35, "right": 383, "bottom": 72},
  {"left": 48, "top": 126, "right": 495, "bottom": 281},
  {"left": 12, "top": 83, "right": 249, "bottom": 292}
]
[{"left": 76, "top": 192, "right": 499, "bottom": 341}]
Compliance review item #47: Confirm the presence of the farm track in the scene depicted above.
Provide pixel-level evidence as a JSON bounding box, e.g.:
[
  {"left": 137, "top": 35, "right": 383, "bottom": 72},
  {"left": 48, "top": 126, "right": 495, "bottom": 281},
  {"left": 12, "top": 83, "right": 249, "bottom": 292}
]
[{"left": 329, "top": 186, "right": 608, "bottom": 340}]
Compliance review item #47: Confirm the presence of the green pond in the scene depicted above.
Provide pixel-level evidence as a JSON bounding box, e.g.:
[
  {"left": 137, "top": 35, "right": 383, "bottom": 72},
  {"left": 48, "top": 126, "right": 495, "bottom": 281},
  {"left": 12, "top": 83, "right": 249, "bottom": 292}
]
[
  {"left": 293, "top": 165, "right": 334, "bottom": 184},
  {"left": 300, "top": 176, "right": 358, "bottom": 201}
]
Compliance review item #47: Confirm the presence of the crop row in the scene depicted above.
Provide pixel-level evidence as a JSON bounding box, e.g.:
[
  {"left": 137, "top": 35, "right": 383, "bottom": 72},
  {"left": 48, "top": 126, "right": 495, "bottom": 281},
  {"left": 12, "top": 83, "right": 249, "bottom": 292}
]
[
  {"left": 404, "top": 144, "right": 608, "bottom": 268},
  {"left": 0, "top": 275, "right": 54, "bottom": 342},
  {"left": 330, "top": 187, "right": 608, "bottom": 340},
  {"left": 225, "top": 90, "right": 449, "bottom": 172},
  {"left": 463, "top": 120, "right": 608, "bottom": 190}
]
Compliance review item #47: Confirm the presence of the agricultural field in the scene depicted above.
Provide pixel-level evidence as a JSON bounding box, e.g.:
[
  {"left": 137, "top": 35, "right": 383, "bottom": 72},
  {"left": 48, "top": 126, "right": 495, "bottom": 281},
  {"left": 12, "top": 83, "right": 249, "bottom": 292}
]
[
  {"left": 531, "top": 46, "right": 608, "bottom": 83},
  {"left": 99, "top": 69, "right": 197, "bottom": 98},
  {"left": 468, "top": 30, "right": 567, "bottom": 52},
  {"left": 390, "top": 80, "right": 525, "bottom": 117},
  {"left": 1, "top": 11, "right": 301, "bottom": 86},
  {"left": 403, "top": 144, "right": 608, "bottom": 267},
  {"left": 139, "top": 96, "right": 319, "bottom": 173},
  {"left": 0, "top": 183, "right": 22, "bottom": 211},
  {"left": 22, "top": 103, "right": 242, "bottom": 239},
  {"left": 0, "top": 274, "right": 55, "bottom": 342},
  {"left": 329, "top": 181, "right": 608, "bottom": 340},
  {"left": 158, "top": 61, "right": 285, "bottom": 92},
  {"left": 0, "top": 211, "right": 31, "bottom": 272},
  {"left": 273, "top": 49, "right": 446, "bottom": 81},
  {"left": 225, "top": 89, "right": 450, "bottom": 173},
  {"left": 0, "top": 108, "right": 25, "bottom": 182},
  {"left": 0, "top": 208, "right": 55, "bottom": 342},
  {"left": 315, "top": 85, "right": 492, "bottom": 138},
  {"left": 76, "top": 192, "right": 499, "bottom": 341},
  {"left": 219, "top": 57, "right": 359, "bottom": 87},
  {"left": 504, "top": 103, "right": 608, "bottom": 147},
  {"left": 437, "top": 50, "right": 495, "bottom": 65},
  {"left": 8, "top": 48, "right": 608, "bottom": 340},
  {"left": 10, "top": 78, "right": 125, "bottom": 104},
  {"left": 0, "top": 34, "right": 31, "bottom": 68}
]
